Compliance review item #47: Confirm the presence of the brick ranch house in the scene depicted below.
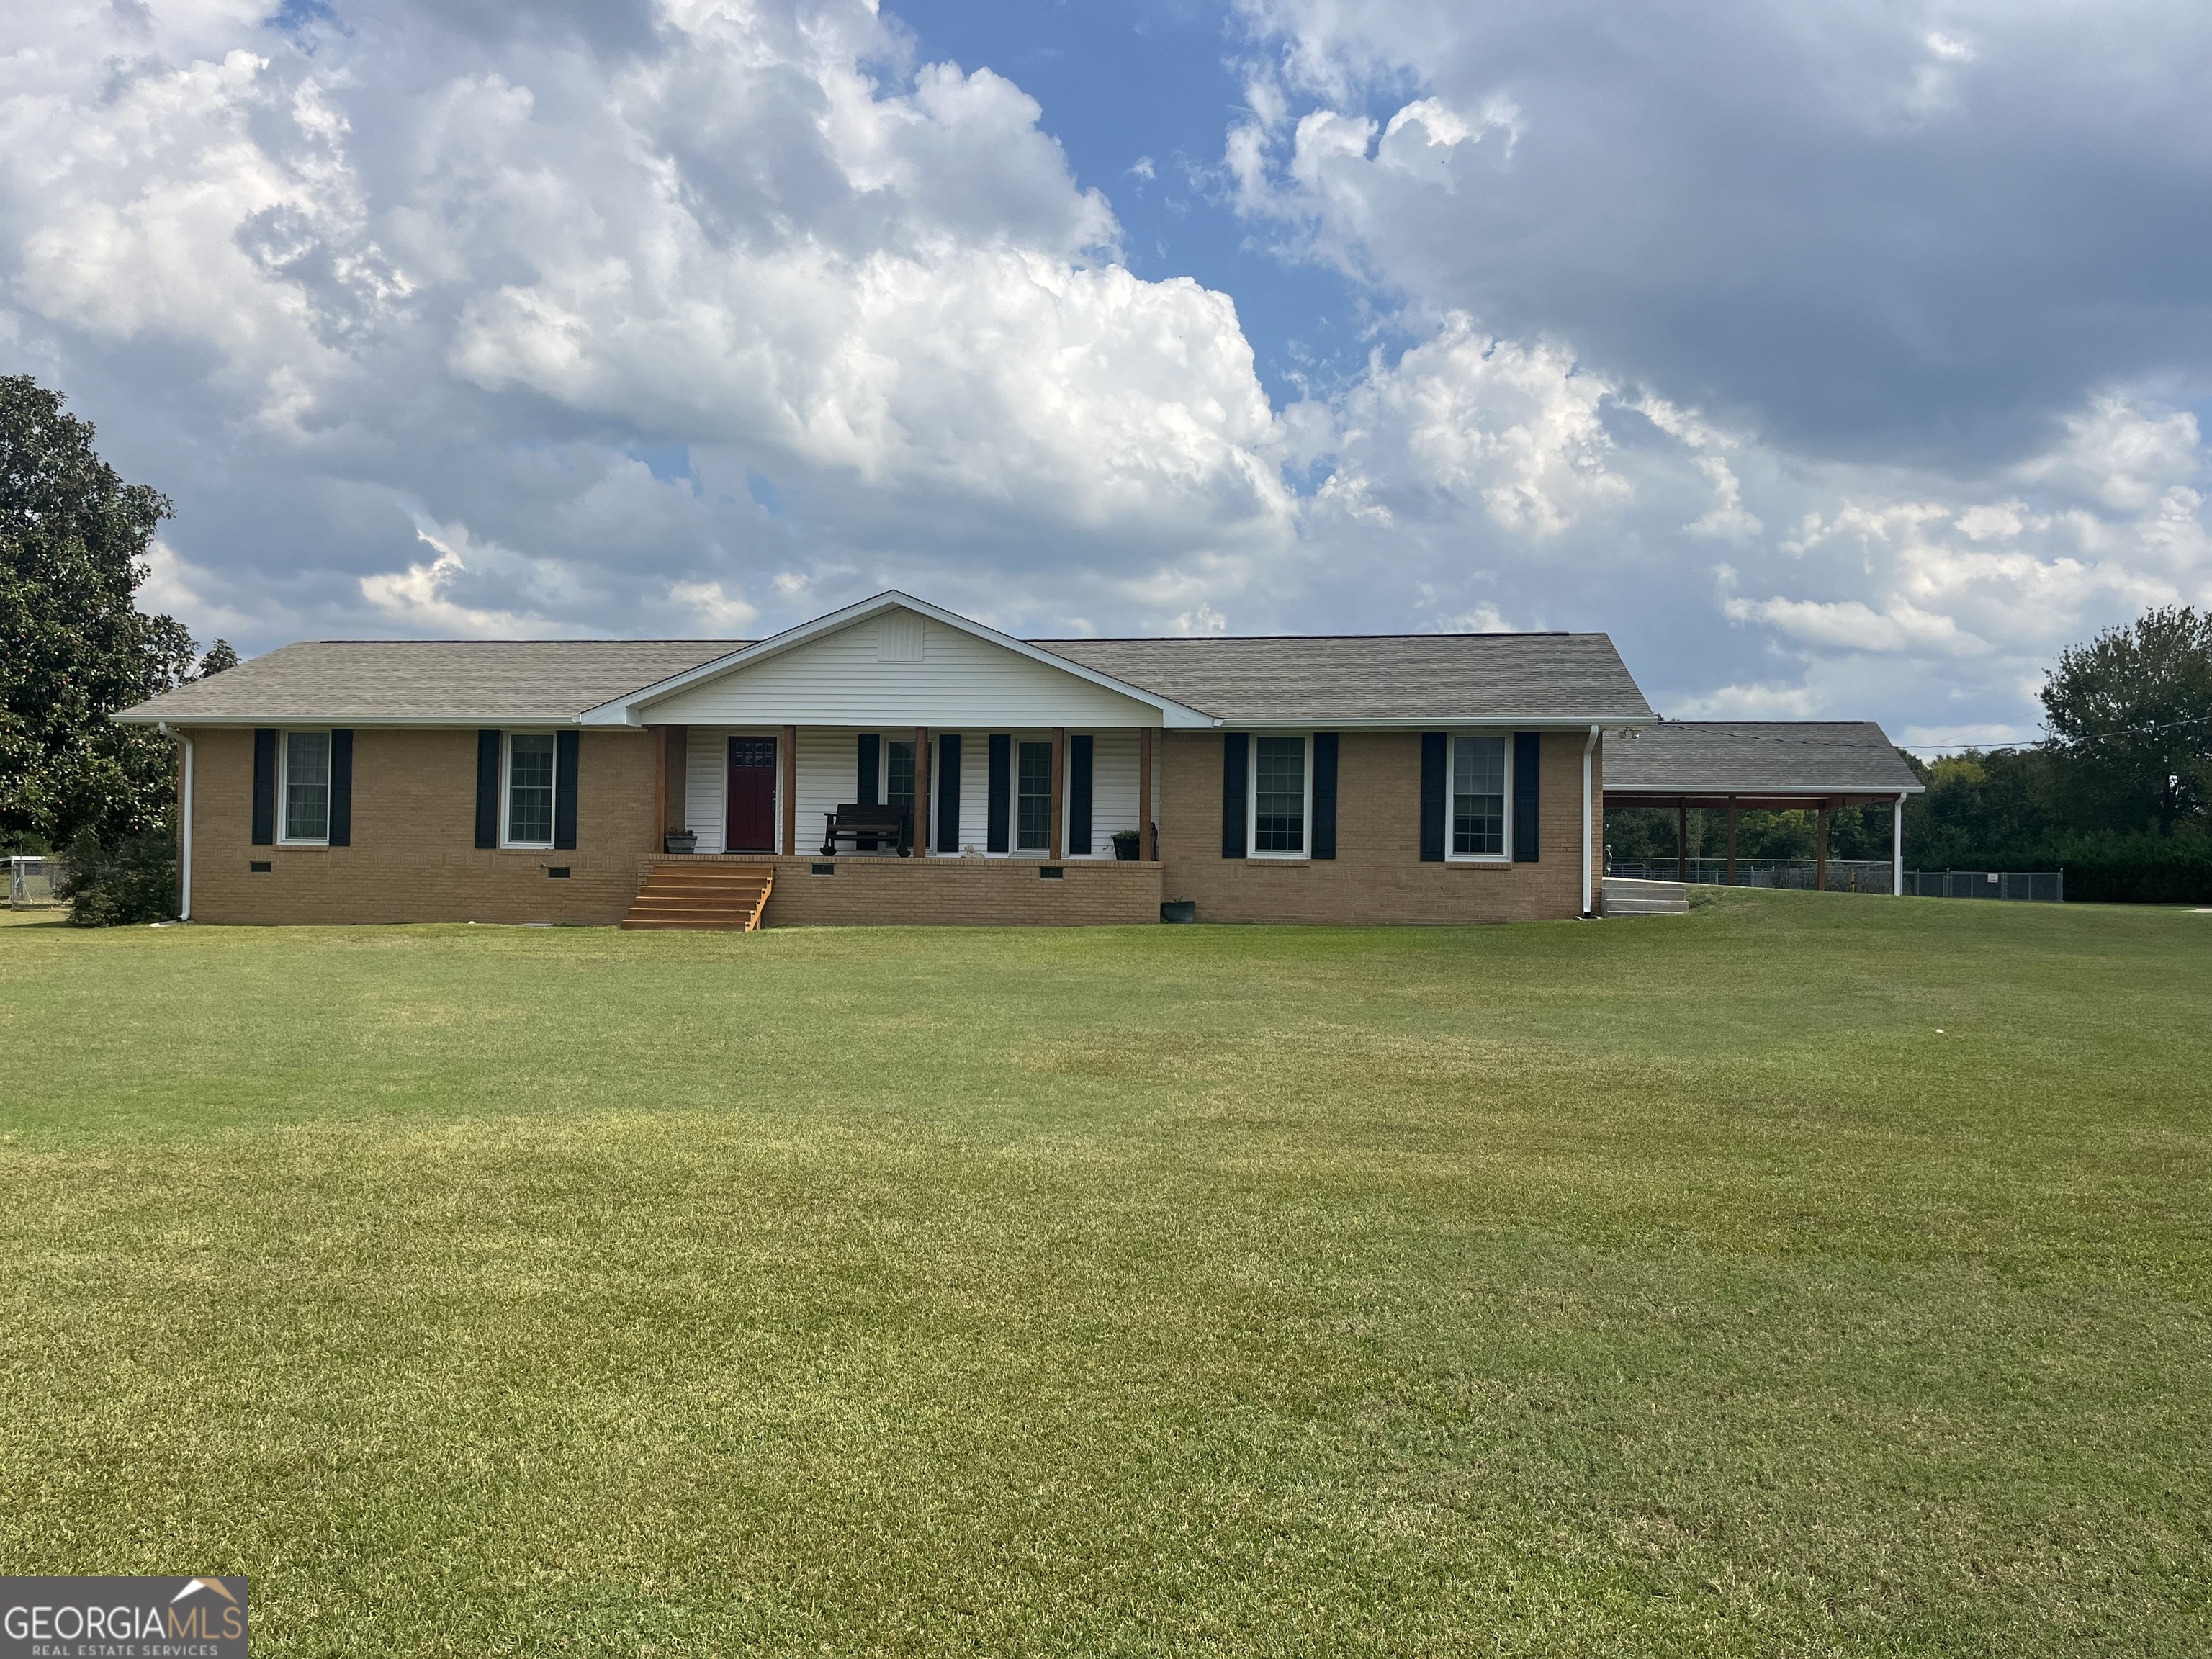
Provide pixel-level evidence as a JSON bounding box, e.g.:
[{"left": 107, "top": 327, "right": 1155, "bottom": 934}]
[{"left": 117, "top": 591, "right": 1660, "bottom": 928}]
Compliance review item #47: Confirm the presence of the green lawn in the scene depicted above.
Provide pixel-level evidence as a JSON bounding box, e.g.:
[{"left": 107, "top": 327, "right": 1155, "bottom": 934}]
[{"left": 1, "top": 894, "right": 2206, "bottom": 1656}]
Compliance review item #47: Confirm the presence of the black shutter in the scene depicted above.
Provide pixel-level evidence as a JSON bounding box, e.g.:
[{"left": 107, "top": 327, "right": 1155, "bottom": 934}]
[
  {"left": 1420, "top": 733, "right": 1447, "bottom": 862},
  {"left": 1312, "top": 733, "right": 1338, "bottom": 860},
  {"left": 1067, "top": 734, "right": 1093, "bottom": 855},
  {"left": 936, "top": 733, "right": 962, "bottom": 853},
  {"left": 554, "top": 730, "right": 579, "bottom": 850},
  {"left": 1221, "top": 732, "right": 1248, "bottom": 859},
  {"left": 986, "top": 734, "right": 1012, "bottom": 853},
  {"left": 251, "top": 729, "right": 277, "bottom": 845},
  {"left": 475, "top": 730, "right": 500, "bottom": 848},
  {"left": 1513, "top": 732, "right": 1540, "bottom": 863},
  {"left": 858, "top": 732, "right": 879, "bottom": 803},
  {"left": 328, "top": 729, "right": 354, "bottom": 847}
]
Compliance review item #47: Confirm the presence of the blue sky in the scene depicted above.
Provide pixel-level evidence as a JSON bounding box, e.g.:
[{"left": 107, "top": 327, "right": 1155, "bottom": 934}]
[{"left": 3, "top": 0, "right": 2208, "bottom": 748}]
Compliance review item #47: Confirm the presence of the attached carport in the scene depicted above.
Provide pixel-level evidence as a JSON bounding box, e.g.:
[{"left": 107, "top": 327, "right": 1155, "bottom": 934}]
[{"left": 1603, "top": 722, "right": 1925, "bottom": 890}]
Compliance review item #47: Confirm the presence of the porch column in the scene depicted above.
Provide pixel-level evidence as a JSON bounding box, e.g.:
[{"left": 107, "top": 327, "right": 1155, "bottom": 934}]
[
  {"left": 1816, "top": 800, "right": 1831, "bottom": 890},
  {"left": 914, "top": 727, "right": 930, "bottom": 857},
  {"left": 1892, "top": 794, "right": 1905, "bottom": 896},
  {"left": 1049, "top": 727, "right": 1065, "bottom": 860},
  {"left": 1138, "top": 727, "right": 1155, "bottom": 860},
  {"left": 1725, "top": 799, "right": 1738, "bottom": 886},
  {"left": 1676, "top": 801, "right": 1689, "bottom": 885},
  {"left": 665, "top": 726, "right": 689, "bottom": 837},
  {"left": 781, "top": 725, "right": 797, "bottom": 856}
]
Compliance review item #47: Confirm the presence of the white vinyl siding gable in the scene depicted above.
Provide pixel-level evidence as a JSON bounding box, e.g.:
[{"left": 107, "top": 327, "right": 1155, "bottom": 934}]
[{"left": 641, "top": 612, "right": 1159, "bottom": 729}]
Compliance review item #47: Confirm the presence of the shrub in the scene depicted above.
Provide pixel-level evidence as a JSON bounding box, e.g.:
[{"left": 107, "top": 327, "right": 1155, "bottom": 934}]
[{"left": 56, "top": 827, "right": 176, "bottom": 926}]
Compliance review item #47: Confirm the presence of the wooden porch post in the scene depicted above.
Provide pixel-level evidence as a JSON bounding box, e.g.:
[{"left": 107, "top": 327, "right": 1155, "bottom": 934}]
[
  {"left": 1676, "top": 801, "right": 1689, "bottom": 885},
  {"left": 1725, "top": 799, "right": 1738, "bottom": 887},
  {"left": 1049, "top": 727, "right": 1065, "bottom": 860},
  {"left": 1138, "top": 727, "right": 1154, "bottom": 860},
  {"left": 914, "top": 727, "right": 930, "bottom": 857},
  {"left": 665, "top": 726, "right": 689, "bottom": 837},
  {"left": 781, "top": 725, "right": 797, "bottom": 856},
  {"left": 652, "top": 726, "right": 669, "bottom": 846},
  {"left": 1816, "top": 800, "right": 1830, "bottom": 891}
]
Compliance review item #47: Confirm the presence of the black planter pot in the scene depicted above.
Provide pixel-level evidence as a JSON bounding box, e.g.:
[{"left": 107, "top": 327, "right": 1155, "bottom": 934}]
[
  {"left": 664, "top": 832, "right": 698, "bottom": 855},
  {"left": 1112, "top": 831, "right": 1141, "bottom": 861},
  {"left": 1160, "top": 899, "right": 1196, "bottom": 924}
]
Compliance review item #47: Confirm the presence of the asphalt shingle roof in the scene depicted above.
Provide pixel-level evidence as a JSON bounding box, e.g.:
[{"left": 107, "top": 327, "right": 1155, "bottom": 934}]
[
  {"left": 1603, "top": 722, "right": 1923, "bottom": 794},
  {"left": 117, "top": 639, "right": 750, "bottom": 724},
  {"left": 1037, "top": 633, "right": 1652, "bottom": 722}
]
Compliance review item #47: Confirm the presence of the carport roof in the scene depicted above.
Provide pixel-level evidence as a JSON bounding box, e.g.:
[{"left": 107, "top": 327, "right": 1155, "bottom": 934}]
[{"left": 1603, "top": 722, "right": 1923, "bottom": 799}]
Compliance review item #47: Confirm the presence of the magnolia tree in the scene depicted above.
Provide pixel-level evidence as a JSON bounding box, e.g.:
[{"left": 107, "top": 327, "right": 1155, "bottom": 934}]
[{"left": 2, "top": 375, "right": 235, "bottom": 922}]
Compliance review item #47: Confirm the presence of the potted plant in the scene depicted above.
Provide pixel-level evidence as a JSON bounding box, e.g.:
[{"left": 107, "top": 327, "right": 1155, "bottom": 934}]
[
  {"left": 1160, "top": 898, "right": 1196, "bottom": 924},
  {"left": 664, "top": 828, "right": 698, "bottom": 855},
  {"left": 1111, "top": 829, "right": 1142, "bottom": 861}
]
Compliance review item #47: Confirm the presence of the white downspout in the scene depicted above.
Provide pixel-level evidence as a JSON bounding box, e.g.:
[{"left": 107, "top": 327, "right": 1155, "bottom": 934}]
[
  {"left": 179, "top": 735, "right": 194, "bottom": 921},
  {"left": 1892, "top": 793, "right": 1905, "bottom": 898},
  {"left": 1581, "top": 724, "right": 1599, "bottom": 918}
]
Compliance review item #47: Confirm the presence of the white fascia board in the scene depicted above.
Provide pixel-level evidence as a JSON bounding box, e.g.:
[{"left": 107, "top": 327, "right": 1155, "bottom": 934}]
[
  {"left": 1214, "top": 714, "right": 1660, "bottom": 730},
  {"left": 1611, "top": 783, "right": 1928, "bottom": 796},
  {"left": 577, "top": 590, "right": 1216, "bottom": 728},
  {"left": 111, "top": 712, "right": 591, "bottom": 727}
]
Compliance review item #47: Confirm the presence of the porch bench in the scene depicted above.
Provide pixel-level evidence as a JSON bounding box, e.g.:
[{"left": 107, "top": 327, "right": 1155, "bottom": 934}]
[{"left": 822, "top": 804, "right": 913, "bottom": 857}]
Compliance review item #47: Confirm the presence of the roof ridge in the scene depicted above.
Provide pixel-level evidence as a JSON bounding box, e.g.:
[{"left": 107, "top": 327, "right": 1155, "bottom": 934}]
[{"left": 1033, "top": 631, "right": 1581, "bottom": 642}]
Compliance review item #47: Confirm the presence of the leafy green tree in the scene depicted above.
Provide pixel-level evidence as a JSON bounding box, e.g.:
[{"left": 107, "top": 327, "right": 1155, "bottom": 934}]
[
  {"left": 2041, "top": 606, "right": 2212, "bottom": 835},
  {"left": 0, "top": 374, "right": 200, "bottom": 853}
]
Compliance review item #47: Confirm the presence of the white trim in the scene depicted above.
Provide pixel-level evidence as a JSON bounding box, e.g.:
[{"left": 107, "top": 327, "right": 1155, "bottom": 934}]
[
  {"left": 1604, "top": 784, "right": 1928, "bottom": 799},
  {"left": 501, "top": 731, "right": 559, "bottom": 850},
  {"left": 1892, "top": 795, "right": 1905, "bottom": 896},
  {"left": 1581, "top": 726, "right": 1599, "bottom": 917},
  {"left": 179, "top": 737, "right": 194, "bottom": 920},
  {"left": 276, "top": 728, "right": 333, "bottom": 846},
  {"left": 1442, "top": 732, "right": 1514, "bottom": 863},
  {"left": 1246, "top": 732, "right": 1312, "bottom": 859},
  {"left": 577, "top": 592, "right": 1219, "bottom": 729}
]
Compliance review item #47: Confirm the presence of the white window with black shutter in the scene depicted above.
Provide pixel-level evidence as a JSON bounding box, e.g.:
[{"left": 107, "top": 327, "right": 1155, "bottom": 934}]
[
  {"left": 278, "top": 729, "right": 332, "bottom": 845},
  {"left": 1447, "top": 734, "right": 1511, "bottom": 862},
  {"left": 1246, "top": 733, "right": 1311, "bottom": 859},
  {"left": 504, "top": 733, "right": 556, "bottom": 848}
]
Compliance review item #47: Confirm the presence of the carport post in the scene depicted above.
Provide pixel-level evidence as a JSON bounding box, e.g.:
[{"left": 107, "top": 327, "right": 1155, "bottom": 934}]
[
  {"left": 1816, "top": 801, "right": 1830, "bottom": 891},
  {"left": 1676, "top": 801, "right": 1689, "bottom": 885},
  {"left": 1725, "top": 799, "right": 1738, "bottom": 887},
  {"left": 1892, "top": 794, "right": 1904, "bottom": 896}
]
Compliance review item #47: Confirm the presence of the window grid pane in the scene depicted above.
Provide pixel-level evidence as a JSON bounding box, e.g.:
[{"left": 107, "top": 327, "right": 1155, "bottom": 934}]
[
  {"left": 887, "top": 741, "right": 915, "bottom": 813},
  {"left": 1016, "top": 742, "right": 1051, "bottom": 850},
  {"left": 1254, "top": 736, "right": 1304, "bottom": 853},
  {"left": 284, "top": 731, "right": 330, "bottom": 842},
  {"left": 1452, "top": 735, "right": 1506, "bottom": 855},
  {"left": 509, "top": 734, "right": 555, "bottom": 845}
]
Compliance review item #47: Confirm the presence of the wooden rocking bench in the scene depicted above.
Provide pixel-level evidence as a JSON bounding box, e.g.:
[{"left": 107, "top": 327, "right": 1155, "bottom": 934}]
[{"left": 821, "top": 804, "right": 913, "bottom": 857}]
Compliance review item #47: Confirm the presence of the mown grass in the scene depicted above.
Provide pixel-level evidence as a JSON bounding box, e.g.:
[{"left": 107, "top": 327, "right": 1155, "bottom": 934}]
[{"left": 0, "top": 894, "right": 2206, "bottom": 1656}]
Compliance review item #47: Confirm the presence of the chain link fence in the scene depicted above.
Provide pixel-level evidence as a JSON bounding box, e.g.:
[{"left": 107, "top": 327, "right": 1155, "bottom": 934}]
[
  {"left": 7, "top": 856, "right": 65, "bottom": 909},
  {"left": 1607, "top": 858, "right": 1899, "bottom": 894},
  {"left": 1900, "top": 870, "right": 2064, "bottom": 902},
  {"left": 1606, "top": 856, "right": 2064, "bottom": 902}
]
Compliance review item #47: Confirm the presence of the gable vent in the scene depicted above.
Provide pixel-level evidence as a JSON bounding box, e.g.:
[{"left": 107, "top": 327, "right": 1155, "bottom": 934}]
[{"left": 877, "top": 613, "right": 926, "bottom": 663}]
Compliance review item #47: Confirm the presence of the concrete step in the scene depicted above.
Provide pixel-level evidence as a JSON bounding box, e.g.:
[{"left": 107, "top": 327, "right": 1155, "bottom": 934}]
[{"left": 1601, "top": 877, "right": 1690, "bottom": 917}]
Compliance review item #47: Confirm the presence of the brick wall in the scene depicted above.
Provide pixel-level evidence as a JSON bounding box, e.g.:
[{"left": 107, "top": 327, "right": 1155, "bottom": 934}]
[
  {"left": 184, "top": 727, "right": 657, "bottom": 925},
  {"left": 638, "top": 854, "right": 1163, "bottom": 927},
  {"left": 1157, "top": 730, "right": 1604, "bottom": 924}
]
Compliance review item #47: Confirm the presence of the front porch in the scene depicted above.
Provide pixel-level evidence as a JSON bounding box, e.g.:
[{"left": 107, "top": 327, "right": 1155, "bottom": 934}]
[{"left": 629, "top": 852, "right": 1164, "bottom": 929}]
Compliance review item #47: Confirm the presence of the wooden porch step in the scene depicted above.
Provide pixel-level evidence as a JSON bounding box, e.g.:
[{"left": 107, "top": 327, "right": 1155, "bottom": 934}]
[
  {"left": 1601, "top": 876, "right": 1690, "bottom": 917},
  {"left": 621, "top": 863, "right": 773, "bottom": 932}
]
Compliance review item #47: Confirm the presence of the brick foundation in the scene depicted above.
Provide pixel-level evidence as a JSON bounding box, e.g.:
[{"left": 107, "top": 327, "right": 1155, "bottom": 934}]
[{"left": 637, "top": 853, "right": 1164, "bottom": 927}]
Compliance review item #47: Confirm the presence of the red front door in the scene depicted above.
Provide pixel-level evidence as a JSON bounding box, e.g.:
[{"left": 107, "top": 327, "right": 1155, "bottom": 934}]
[{"left": 726, "top": 736, "right": 778, "bottom": 852}]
